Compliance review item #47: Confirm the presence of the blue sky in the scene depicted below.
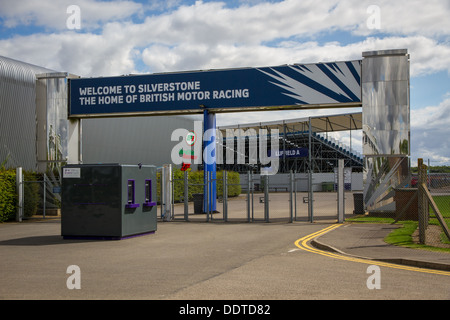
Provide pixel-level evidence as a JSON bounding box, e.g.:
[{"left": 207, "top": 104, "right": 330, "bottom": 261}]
[{"left": 1, "top": 0, "right": 449, "bottom": 165}]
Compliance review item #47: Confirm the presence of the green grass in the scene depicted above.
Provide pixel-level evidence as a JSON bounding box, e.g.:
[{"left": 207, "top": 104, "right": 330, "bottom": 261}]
[
  {"left": 429, "top": 195, "right": 450, "bottom": 244},
  {"left": 346, "top": 194, "right": 450, "bottom": 252},
  {"left": 346, "top": 216, "right": 394, "bottom": 224},
  {"left": 432, "top": 195, "right": 450, "bottom": 216},
  {"left": 428, "top": 219, "right": 450, "bottom": 244},
  {"left": 384, "top": 221, "right": 421, "bottom": 249},
  {"left": 347, "top": 215, "right": 450, "bottom": 253}
]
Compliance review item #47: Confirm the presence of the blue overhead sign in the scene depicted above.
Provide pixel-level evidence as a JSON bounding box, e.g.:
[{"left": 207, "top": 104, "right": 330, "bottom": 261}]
[{"left": 69, "top": 61, "right": 361, "bottom": 117}]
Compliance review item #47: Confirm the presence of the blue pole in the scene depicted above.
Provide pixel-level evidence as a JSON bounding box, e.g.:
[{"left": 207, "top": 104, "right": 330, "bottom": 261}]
[{"left": 203, "top": 109, "right": 217, "bottom": 213}]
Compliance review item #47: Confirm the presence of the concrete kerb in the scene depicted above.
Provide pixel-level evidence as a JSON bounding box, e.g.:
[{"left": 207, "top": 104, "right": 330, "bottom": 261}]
[
  {"left": 311, "top": 230, "right": 375, "bottom": 261},
  {"left": 372, "top": 258, "right": 450, "bottom": 272},
  {"left": 310, "top": 223, "right": 450, "bottom": 272}
]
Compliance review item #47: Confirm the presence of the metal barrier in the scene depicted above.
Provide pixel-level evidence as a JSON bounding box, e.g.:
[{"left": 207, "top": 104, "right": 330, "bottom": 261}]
[
  {"left": 417, "top": 161, "right": 450, "bottom": 247},
  {"left": 21, "top": 173, "right": 61, "bottom": 220},
  {"left": 164, "top": 168, "right": 351, "bottom": 224}
]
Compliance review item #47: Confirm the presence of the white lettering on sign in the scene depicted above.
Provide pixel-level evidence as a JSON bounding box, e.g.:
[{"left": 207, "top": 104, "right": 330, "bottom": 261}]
[
  {"left": 212, "top": 89, "right": 249, "bottom": 99},
  {"left": 76, "top": 80, "right": 250, "bottom": 108},
  {"left": 79, "top": 86, "right": 122, "bottom": 96}
]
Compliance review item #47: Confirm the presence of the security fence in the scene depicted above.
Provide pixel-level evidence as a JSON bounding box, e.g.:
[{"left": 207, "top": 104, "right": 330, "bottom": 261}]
[
  {"left": 391, "top": 162, "right": 450, "bottom": 249},
  {"left": 416, "top": 163, "right": 450, "bottom": 248},
  {"left": 160, "top": 165, "right": 359, "bottom": 224},
  {"left": 22, "top": 173, "right": 61, "bottom": 219}
]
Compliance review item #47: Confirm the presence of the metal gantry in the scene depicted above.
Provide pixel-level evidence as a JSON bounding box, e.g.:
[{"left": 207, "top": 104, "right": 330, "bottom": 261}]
[{"left": 216, "top": 113, "right": 363, "bottom": 174}]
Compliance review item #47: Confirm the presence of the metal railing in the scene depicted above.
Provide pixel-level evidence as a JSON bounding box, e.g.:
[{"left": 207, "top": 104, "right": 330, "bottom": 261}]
[{"left": 164, "top": 168, "right": 350, "bottom": 224}]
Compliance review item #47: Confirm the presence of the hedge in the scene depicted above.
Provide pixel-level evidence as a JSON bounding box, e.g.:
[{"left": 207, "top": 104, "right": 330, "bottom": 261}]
[
  {"left": 0, "top": 169, "right": 16, "bottom": 222},
  {"left": 0, "top": 169, "right": 40, "bottom": 222},
  {"left": 158, "top": 168, "right": 241, "bottom": 203}
]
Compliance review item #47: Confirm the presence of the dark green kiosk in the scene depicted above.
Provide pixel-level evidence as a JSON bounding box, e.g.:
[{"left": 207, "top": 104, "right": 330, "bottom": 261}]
[{"left": 61, "top": 164, "right": 157, "bottom": 240}]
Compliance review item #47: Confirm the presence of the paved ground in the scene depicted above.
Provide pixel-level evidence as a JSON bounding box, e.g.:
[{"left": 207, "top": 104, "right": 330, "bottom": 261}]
[
  {"left": 0, "top": 218, "right": 324, "bottom": 299},
  {"left": 313, "top": 223, "right": 450, "bottom": 271},
  {"left": 1, "top": 192, "right": 449, "bottom": 302},
  {"left": 172, "top": 191, "right": 356, "bottom": 222},
  {"left": 1, "top": 217, "right": 449, "bottom": 301}
]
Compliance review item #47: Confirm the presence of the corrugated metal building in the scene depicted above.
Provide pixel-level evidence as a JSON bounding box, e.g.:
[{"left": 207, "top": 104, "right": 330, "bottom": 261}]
[{"left": 0, "top": 56, "right": 55, "bottom": 170}]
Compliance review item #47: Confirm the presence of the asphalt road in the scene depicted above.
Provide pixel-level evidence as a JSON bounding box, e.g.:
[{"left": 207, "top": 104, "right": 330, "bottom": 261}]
[{"left": 0, "top": 218, "right": 449, "bottom": 301}]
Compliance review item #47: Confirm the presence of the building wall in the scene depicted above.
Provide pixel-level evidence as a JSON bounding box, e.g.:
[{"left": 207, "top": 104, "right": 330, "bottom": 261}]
[
  {"left": 81, "top": 115, "right": 200, "bottom": 167},
  {"left": 0, "top": 56, "right": 55, "bottom": 170}
]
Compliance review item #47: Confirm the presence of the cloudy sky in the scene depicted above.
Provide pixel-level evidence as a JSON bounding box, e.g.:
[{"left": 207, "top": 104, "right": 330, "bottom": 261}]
[{"left": 1, "top": 0, "right": 449, "bottom": 165}]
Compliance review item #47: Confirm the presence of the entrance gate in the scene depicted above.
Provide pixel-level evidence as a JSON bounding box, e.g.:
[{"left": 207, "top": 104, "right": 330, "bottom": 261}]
[
  {"left": 158, "top": 166, "right": 352, "bottom": 223},
  {"left": 21, "top": 49, "right": 410, "bottom": 224}
]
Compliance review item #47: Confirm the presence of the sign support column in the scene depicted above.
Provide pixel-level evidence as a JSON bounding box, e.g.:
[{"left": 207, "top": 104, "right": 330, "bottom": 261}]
[
  {"left": 203, "top": 109, "right": 217, "bottom": 213},
  {"left": 337, "top": 159, "right": 345, "bottom": 223}
]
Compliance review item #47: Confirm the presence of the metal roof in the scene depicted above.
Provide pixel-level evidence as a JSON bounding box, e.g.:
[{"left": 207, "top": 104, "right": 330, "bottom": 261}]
[
  {"left": 0, "top": 55, "right": 56, "bottom": 81},
  {"left": 218, "top": 112, "right": 362, "bottom": 133}
]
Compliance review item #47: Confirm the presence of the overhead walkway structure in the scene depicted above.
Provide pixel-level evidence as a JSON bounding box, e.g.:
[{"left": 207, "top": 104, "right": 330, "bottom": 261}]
[{"left": 217, "top": 112, "right": 362, "bottom": 174}]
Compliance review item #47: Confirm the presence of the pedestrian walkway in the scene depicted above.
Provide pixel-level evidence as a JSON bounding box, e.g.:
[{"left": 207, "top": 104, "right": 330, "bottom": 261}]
[{"left": 312, "top": 223, "right": 450, "bottom": 272}]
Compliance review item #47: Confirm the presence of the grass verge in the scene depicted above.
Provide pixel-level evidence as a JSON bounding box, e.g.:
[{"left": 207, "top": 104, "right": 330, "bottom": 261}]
[{"left": 346, "top": 215, "right": 450, "bottom": 253}]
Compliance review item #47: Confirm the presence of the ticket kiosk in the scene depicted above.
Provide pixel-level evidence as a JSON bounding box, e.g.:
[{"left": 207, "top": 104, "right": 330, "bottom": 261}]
[{"left": 61, "top": 164, "right": 157, "bottom": 239}]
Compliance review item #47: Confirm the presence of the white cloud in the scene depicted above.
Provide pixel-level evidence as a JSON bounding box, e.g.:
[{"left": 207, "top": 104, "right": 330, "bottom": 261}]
[
  {"left": 2, "top": 0, "right": 449, "bottom": 39},
  {"left": 411, "top": 97, "right": 450, "bottom": 130},
  {"left": 411, "top": 97, "right": 450, "bottom": 165},
  {"left": 0, "top": 0, "right": 143, "bottom": 30},
  {"left": 140, "top": 36, "right": 450, "bottom": 76},
  {"left": 353, "top": 0, "right": 450, "bottom": 38},
  {"left": 0, "top": 32, "right": 138, "bottom": 76},
  {"left": 1, "top": 0, "right": 449, "bottom": 77}
]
